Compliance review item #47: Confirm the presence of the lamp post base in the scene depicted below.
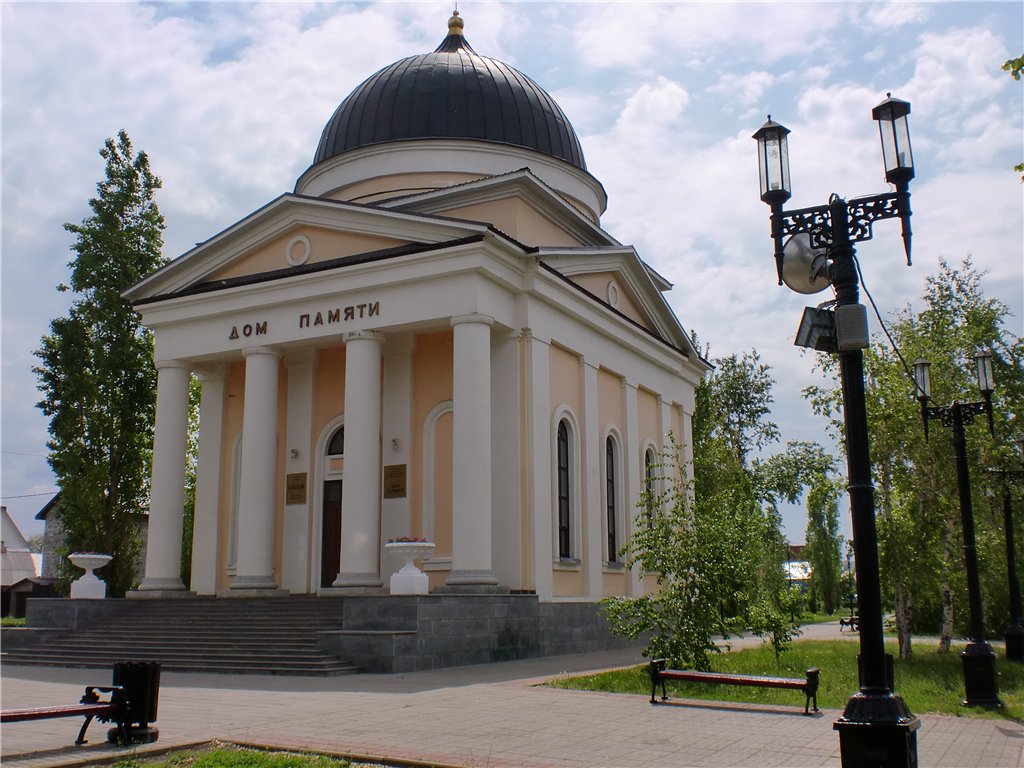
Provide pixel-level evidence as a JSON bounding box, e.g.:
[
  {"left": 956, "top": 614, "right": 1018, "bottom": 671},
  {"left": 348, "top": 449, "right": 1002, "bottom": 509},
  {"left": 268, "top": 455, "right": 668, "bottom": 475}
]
[
  {"left": 1004, "top": 622, "right": 1024, "bottom": 662},
  {"left": 834, "top": 691, "right": 920, "bottom": 768},
  {"left": 961, "top": 641, "right": 1002, "bottom": 707}
]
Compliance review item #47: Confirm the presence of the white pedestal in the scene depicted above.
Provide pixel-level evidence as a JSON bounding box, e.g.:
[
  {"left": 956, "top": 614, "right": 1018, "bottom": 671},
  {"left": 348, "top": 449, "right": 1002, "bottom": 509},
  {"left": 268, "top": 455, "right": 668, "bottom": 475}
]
[
  {"left": 71, "top": 574, "right": 108, "bottom": 599},
  {"left": 68, "top": 553, "right": 112, "bottom": 600},
  {"left": 386, "top": 542, "right": 434, "bottom": 595}
]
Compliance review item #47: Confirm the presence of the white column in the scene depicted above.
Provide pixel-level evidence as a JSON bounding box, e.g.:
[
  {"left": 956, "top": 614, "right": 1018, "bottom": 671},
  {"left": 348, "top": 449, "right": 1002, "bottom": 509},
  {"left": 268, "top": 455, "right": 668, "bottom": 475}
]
[
  {"left": 139, "top": 360, "right": 190, "bottom": 592},
  {"left": 232, "top": 346, "right": 282, "bottom": 591},
  {"left": 526, "top": 330, "right": 553, "bottom": 600},
  {"left": 581, "top": 359, "right": 602, "bottom": 598},
  {"left": 334, "top": 330, "right": 383, "bottom": 589},
  {"left": 189, "top": 364, "right": 226, "bottom": 595},
  {"left": 444, "top": 314, "right": 499, "bottom": 588},
  {"left": 623, "top": 380, "right": 644, "bottom": 597},
  {"left": 282, "top": 349, "right": 316, "bottom": 593}
]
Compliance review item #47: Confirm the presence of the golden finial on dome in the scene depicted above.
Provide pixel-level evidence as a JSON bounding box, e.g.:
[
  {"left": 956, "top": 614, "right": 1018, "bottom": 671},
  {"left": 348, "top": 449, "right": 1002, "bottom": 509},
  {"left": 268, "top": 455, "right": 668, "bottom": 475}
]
[{"left": 448, "top": 9, "right": 464, "bottom": 35}]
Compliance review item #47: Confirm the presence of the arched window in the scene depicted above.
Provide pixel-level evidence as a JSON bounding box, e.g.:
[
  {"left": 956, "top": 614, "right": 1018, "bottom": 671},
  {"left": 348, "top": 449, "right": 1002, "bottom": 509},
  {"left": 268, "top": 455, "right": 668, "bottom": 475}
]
[
  {"left": 327, "top": 425, "right": 344, "bottom": 457},
  {"left": 605, "top": 435, "right": 618, "bottom": 562},
  {"left": 557, "top": 419, "right": 572, "bottom": 559},
  {"left": 644, "top": 446, "right": 657, "bottom": 526}
]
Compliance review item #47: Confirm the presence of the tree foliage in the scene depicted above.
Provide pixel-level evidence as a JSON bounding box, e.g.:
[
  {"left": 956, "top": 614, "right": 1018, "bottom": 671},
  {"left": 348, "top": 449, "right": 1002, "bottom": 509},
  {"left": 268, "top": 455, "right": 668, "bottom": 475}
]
[
  {"left": 604, "top": 342, "right": 833, "bottom": 667},
  {"left": 34, "top": 130, "right": 166, "bottom": 597},
  {"left": 805, "top": 257, "right": 1024, "bottom": 657}
]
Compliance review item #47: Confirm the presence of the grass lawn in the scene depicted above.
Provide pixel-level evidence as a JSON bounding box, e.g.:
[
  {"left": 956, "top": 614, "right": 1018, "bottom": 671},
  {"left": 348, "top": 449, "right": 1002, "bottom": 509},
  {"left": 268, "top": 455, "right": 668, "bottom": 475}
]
[
  {"left": 112, "top": 744, "right": 382, "bottom": 768},
  {"left": 546, "top": 639, "right": 1023, "bottom": 720}
]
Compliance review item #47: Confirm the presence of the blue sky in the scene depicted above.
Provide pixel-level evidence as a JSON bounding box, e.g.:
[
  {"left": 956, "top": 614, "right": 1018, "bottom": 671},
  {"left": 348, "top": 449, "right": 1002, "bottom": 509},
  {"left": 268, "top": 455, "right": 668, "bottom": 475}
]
[{"left": 2, "top": 1, "right": 1022, "bottom": 546}]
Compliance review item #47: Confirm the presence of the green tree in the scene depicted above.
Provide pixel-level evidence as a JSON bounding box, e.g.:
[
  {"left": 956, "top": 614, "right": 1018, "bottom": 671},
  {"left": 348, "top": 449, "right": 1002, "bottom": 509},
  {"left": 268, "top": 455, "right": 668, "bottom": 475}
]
[
  {"left": 34, "top": 130, "right": 166, "bottom": 597},
  {"left": 806, "top": 257, "right": 1024, "bottom": 657},
  {"left": 604, "top": 343, "right": 820, "bottom": 667},
  {"left": 804, "top": 472, "right": 843, "bottom": 614}
]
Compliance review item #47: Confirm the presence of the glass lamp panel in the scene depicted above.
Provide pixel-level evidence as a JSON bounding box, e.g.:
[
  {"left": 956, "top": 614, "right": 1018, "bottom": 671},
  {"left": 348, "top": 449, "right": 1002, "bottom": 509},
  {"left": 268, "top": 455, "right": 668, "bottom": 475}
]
[
  {"left": 974, "top": 349, "right": 994, "bottom": 393},
  {"left": 912, "top": 359, "right": 931, "bottom": 400}
]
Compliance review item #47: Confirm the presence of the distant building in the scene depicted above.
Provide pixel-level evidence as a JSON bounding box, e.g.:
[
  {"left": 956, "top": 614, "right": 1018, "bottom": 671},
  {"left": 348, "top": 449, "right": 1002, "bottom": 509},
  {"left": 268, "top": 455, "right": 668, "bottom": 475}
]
[{"left": 2, "top": 505, "right": 40, "bottom": 617}]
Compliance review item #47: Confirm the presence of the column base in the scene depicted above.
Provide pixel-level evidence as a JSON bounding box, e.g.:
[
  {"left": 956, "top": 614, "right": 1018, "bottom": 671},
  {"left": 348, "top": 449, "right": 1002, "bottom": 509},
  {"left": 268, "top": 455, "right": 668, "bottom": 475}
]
[
  {"left": 136, "top": 577, "right": 187, "bottom": 592},
  {"left": 229, "top": 575, "right": 282, "bottom": 592},
  {"left": 332, "top": 572, "right": 383, "bottom": 590}
]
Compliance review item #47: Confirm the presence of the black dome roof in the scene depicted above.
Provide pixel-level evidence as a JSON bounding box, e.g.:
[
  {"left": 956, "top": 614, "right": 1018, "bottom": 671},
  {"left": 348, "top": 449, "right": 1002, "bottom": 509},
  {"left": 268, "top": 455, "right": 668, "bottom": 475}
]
[{"left": 313, "top": 13, "right": 586, "bottom": 170}]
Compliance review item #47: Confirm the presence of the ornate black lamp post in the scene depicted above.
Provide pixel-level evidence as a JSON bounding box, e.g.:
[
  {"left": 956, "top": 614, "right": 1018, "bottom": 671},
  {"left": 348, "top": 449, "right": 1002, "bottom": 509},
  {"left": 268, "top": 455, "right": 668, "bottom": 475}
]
[
  {"left": 913, "top": 351, "right": 1004, "bottom": 706},
  {"left": 988, "top": 434, "right": 1024, "bottom": 662},
  {"left": 754, "top": 95, "right": 920, "bottom": 767}
]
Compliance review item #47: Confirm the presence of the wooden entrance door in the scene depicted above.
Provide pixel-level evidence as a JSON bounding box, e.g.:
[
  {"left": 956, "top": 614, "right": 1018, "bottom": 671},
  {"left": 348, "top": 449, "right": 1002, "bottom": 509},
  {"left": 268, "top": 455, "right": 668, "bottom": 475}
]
[{"left": 321, "top": 479, "right": 342, "bottom": 588}]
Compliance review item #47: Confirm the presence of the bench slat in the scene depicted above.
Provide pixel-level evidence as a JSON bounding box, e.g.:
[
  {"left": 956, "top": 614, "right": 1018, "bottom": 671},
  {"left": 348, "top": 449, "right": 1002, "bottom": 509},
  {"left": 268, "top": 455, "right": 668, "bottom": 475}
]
[
  {"left": 659, "top": 671, "right": 804, "bottom": 689},
  {"left": 1, "top": 703, "right": 116, "bottom": 723}
]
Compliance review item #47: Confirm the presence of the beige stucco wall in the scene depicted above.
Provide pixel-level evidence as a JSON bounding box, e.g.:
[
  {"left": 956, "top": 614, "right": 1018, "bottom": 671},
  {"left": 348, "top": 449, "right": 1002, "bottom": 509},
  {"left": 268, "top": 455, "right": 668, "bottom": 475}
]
[
  {"left": 443, "top": 199, "right": 582, "bottom": 248},
  {"left": 217, "top": 362, "right": 245, "bottom": 591},
  {"left": 203, "top": 226, "right": 408, "bottom": 284},
  {"left": 637, "top": 387, "right": 659, "bottom": 456},
  {"left": 567, "top": 272, "right": 651, "bottom": 331},
  {"left": 324, "top": 172, "right": 483, "bottom": 204},
  {"left": 410, "top": 331, "right": 454, "bottom": 588}
]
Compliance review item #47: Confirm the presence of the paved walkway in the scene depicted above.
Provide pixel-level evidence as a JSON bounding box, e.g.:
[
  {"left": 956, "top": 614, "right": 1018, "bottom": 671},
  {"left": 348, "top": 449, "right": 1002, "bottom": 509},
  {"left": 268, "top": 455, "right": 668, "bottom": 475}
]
[{"left": 2, "top": 623, "right": 1021, "bottom": 768}]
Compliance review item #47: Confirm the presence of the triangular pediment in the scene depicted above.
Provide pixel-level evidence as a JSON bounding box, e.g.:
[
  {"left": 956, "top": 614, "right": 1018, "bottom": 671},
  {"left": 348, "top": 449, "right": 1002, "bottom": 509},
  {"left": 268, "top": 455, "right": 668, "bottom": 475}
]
[
  {"left": 539, "top": 246, "right": 698, "bottom": 358},
  {"left": 124, "top": 194, "right": 492, "bottom": 302},
  {"left": 378, "top": 170, "right": 620, "bottom": 249}
]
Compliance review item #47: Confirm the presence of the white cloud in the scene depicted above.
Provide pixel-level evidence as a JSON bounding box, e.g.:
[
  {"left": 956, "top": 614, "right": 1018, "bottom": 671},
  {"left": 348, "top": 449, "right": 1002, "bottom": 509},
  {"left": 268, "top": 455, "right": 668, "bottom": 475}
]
[
  {"left": 2, "top": 1, "right": 1021, "bottom": 547},
  {"left": 708, "top": 71, "right": 776, "bottom": 109}
]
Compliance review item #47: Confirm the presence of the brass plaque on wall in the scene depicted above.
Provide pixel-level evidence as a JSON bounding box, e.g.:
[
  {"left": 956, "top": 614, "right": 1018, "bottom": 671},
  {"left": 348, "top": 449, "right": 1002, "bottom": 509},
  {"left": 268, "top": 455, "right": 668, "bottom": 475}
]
[
  {"left": 383, "top": 464, "right": 407, "bottom": 499},
  {"left": 286, "top": 472, "right": 307, "bottom": 504}
]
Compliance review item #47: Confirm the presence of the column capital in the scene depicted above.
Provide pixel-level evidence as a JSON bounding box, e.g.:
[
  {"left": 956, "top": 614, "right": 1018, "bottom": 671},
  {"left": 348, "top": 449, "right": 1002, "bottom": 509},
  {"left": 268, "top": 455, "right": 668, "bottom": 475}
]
[
  {"left": 344, "top": 329, "right": 385, "bottom": 344},
  {"left": 242, "top": 345, "right": 281, "bottom": 359},
  {"left": 155, "top": 359, "right": 190, "bottom": 372},
  {"left": 451, "top": 313, "right": 494, "bottom": 328}
]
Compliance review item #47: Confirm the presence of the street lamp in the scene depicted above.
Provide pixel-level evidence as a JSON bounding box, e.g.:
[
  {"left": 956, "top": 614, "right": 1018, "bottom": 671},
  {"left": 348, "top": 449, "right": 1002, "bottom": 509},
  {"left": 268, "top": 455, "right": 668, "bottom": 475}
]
[
  {"left": 754, "top": 96, "right": 920, "bottom": 767},
  {"left": 913, "top": 350, "right": 1003, "bottom": 706},
  {"left": 987, "top": 434, "right": 1024, "bottom": 662}
]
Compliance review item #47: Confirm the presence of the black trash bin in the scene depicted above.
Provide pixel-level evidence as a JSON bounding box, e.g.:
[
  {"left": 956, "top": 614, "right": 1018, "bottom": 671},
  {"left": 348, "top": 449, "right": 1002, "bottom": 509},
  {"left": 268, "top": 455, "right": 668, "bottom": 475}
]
[{"left": 109, "top": 661, "right": 160, "bottom": 744}]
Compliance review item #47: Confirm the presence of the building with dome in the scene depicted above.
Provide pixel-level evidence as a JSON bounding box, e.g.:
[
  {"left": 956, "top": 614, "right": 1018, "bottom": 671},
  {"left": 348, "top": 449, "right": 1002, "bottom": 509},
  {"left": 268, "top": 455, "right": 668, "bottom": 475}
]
[{"left": 119, "top": 12, "right": 708, "bottom": 666}]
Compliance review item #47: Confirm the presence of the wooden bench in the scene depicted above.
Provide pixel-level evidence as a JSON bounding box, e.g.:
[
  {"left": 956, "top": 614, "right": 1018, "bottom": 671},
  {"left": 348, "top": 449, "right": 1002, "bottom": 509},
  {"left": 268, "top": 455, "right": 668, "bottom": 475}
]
[
  {"left": 648, "top": 659, "right": 820, "bottom": 715},
  {"left": 2, "top": 686, "right": 130, "bottom": 745},
  {"left": 1, "top": 662, "right": 160, "bottom": 746}
]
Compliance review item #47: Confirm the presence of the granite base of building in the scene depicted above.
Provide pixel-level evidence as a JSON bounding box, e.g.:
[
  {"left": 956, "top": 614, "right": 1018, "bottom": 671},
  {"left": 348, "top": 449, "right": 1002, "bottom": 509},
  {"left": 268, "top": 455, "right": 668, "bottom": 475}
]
[
  {"left": 319, "top": 594, "right": 638, "bottom": 673},
  {"left": 14, "top": 594, "right": 641, "bottom": 675}
]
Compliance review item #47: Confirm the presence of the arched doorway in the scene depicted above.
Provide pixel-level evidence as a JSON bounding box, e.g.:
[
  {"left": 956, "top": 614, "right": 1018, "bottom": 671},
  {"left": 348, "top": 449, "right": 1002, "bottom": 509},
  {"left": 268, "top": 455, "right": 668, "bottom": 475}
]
[{"left": 320, "top": 424, "right": 344, "bottom": 588}]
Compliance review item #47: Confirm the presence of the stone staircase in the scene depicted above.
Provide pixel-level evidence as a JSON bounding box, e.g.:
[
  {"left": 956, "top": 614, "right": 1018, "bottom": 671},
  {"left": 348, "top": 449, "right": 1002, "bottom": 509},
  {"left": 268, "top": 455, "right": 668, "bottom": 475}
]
[{"left": 2, "top": 597, "right": 361, "bottom": 675}]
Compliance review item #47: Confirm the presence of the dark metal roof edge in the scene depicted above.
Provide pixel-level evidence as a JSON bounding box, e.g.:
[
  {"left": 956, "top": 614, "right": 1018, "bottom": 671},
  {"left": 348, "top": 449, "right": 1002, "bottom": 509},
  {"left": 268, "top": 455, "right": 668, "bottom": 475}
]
[{"left": 35, "top": 491, "right": 61, "bottom": 520}]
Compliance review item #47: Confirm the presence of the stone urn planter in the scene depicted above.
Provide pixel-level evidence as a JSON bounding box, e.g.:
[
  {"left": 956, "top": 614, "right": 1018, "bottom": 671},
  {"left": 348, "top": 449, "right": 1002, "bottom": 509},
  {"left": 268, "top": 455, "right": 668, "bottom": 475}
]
[
  {"left": 68, "top": 553, "right": 112, "bottom": 599},
  {"left": 385, "top": 540, "right": 435, "bottom": 595}
]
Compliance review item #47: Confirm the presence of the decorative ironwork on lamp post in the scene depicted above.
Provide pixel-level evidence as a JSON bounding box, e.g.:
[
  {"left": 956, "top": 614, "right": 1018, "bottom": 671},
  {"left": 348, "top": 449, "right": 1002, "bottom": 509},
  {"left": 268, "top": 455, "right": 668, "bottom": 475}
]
[
  {"left": 753, "top": 94, "right": 921, "bottom": 767},
  {"left": 913, "top": 351, "right": 1006, "bottom": 705}
]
